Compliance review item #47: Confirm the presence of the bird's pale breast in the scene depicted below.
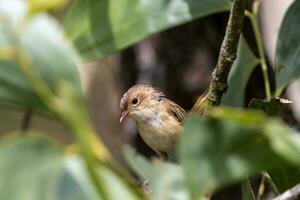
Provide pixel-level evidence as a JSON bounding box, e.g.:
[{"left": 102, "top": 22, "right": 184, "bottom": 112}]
[{"left": 137, "top": 111, "right": 182, "bottom": 153}]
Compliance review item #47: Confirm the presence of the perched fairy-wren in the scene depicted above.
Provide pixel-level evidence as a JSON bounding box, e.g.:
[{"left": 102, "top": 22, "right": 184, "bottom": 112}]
[{"left": 120, "top": 84, "right": 186, "bottom": 160}]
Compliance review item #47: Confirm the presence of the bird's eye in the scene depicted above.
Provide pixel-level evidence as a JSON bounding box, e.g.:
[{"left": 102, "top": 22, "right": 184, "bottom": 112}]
[{"left": 132, "top": 98, "right": 138, "bottom": 104}]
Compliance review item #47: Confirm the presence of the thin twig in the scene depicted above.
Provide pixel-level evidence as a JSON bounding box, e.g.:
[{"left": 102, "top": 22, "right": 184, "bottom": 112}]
[
  {"left": 21, "top": 108, "right": 33, "bottom": 131},
  {"left": 263, "top": 172, "right": 280, "bottom": 196},
  {"left": 257, "top": 172, "right": 281, "bottom": 200},
  {"left": 193, "top": 0, "right": 247, "bottom": 113},
  {"left": 257, "top": 175, "right": 266, "bottom": 200},
  {"left": 245, "top": 0, "right": 271, "bottom": 101},
  {"left": 272, "top": 183, "right": 300, "bottom": 200}
]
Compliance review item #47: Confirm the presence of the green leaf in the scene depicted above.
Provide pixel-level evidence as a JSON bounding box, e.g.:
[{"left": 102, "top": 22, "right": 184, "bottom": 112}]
[
  {"left": 0, "top": 135, "right": 95, "bottom": 200},
  {"left": 264, "top": 121, "right": 300, "bottom": 193},
  {"left": 124, "top": 146, "right": 189, "bottom": 200},
  {"left": 269, "top": 167, "right": 300, "bottom": 193},
  {"left": 264, "top": 121, "right": 300, "bottom": 166},
  {"left": 64, "top": 156, "right": 141, "bottom": 200},
  {"left": 63, "top": 0, "right": 231, "bottom": 61},
  {"left": 241, "top": 179, "right": 255, "bottom": 200},
  {"left": 275, "top": 0, "right": 300, "bottom": 95},
  {"left": 0, "top": 0, "right": 81, "bottom": 112},
  {"left": 29, "top": 0, "right": 69, "bottom": 14},
  {"left": 222, "top": 36, "right": 259, "bottom": 107},
  {"left": 0, "top": 135, "right": 140, "bottom": 200},
  {"left": 209, "top": 107, "right": 267, "bottom": 125},
  {"left": 179, "top": 108, "right": 300, "bottom": 198}
]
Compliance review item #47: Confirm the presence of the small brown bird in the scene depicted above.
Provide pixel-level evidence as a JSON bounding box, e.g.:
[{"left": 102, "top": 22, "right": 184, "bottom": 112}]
[{"left": 120, "top": 84, "right": 186, "bottom": 160}]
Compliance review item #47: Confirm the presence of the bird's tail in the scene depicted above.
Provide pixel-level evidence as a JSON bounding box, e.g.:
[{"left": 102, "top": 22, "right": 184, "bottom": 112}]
[{"left": 190, "top": 91, "right": 208, "bottom": 115}]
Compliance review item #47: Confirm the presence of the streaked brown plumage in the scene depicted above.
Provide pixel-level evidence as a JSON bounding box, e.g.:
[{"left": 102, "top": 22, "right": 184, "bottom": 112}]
[{"left": 120, "top": 84, "right": 186, "bottom": 160}]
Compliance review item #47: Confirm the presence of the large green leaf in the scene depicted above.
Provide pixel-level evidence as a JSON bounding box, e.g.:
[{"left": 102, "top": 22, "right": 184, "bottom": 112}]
[
  {"left": 275, "top": 0, "right": 300, "bottom": 95},
  {"left": 0, "top": 0, "right": 81, "bottom": 111},
  {"left": 179, "top": 108, "right": 300, "bottom": 198},
  {"left": 0, "top": 135, "right": 140, "bottom": 200},
  {"left": 222, "top": 36, "right": 259, "bottom": 107},
  {"left": 63, "top": 0, "right": 231, "bottom": 61},
  {"left": 124, "top": 146, "right": 188, "bottom": 200},
  {"left": 265, "top": 121, "right": 300, "bottom": 193},
  {"left": 0, "top": 135, "right": 94, "bottom": 200},
  {"left": 64, "top": 157, "right": 141, "bottom": 200}
]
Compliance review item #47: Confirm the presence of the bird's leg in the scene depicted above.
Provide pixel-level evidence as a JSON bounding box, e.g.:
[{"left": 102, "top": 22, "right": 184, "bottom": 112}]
[{"left": 141, "top": 180, "right": 152, "bottom": 196}]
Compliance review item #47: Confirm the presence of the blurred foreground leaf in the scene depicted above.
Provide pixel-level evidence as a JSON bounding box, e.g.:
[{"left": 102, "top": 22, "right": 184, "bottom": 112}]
[
  {"left": 275, "top": 0, "right": 300, "bottom": 95},
  {"left": 269, "top": 167, "right": 300, "bottom": 193},
  {"left": 0, "top": 135, "right": 140, "bottom": 200},
  {"left": 29, "top": 0, "right": 69, "bottom": 14},
  {"left": 0, "top": 135, "right": 96, "bottom": 200},
  {"left": 222, "top": 36, "right": 259, "bottom": 107},
  {"left": 0, "top": 0, "right": 81, "bottom": 112},
  {"left": 124, "top": 146, "right": 188, "bottom": 200},
  {"left": 1, "top": 1, "right": 139, "bottom": 200},
  {"left": 64, "top": 0, "right": 231, "bottom": 61},
  {"left": 179, "top": 108, "right": 300, "bottom": 198}
]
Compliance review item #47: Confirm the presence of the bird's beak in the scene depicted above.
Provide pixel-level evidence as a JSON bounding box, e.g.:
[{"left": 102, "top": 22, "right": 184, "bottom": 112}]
[{"left": 120, "top": 111, "right": 129, "bottom": 123}]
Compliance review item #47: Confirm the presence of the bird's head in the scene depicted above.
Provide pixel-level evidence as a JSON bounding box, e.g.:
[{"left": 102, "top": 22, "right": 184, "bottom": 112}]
[{"left": 119, "top": 84, "right": 164, "bottom": 123}]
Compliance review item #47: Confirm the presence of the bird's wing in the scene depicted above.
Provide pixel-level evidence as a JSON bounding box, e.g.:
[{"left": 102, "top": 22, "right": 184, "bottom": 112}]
[{"left": 164, "top": 99, "right": 186, "bottom": 123}]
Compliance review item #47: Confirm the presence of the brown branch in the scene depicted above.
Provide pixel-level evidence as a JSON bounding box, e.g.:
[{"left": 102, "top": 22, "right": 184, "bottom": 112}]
[
  {"left": 192, "top": 0, "right": 247, "bottom": 113},
  {"left": 272, "top": 184, "right": 300, "bottom": 200}
]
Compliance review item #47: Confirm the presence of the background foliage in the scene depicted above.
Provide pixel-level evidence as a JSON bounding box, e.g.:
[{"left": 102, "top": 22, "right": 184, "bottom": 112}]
[{"left": 1, "top": 0, "right": 300, "bottom": 199}]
